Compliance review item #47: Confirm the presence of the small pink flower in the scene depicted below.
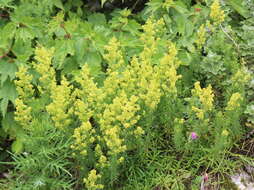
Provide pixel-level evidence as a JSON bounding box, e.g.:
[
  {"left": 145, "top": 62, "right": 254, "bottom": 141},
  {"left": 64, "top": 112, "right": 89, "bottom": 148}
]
[{"left": 190, "top": 132, "right": 198, "bottom": 140}]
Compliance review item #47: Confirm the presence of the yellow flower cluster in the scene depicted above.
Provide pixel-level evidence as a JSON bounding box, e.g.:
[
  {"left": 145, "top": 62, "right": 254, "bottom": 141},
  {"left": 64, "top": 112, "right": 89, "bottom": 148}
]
[
  {"left": 210, "top": 0, "right": 225, "bottom": 25},
  {"left": 222, "top": 129, "right": 229, "bottom": 136},
  {"left": 191, "top": 106, "right": 204, "bottom": 120},
  {"left": 226, "top": 93, "right": 242, "bottom": 111},
  {"left": 15, "top": 66, "right": 34, "bottom": 102},
  {"left": 14, "top": 66, "right": 34, "bottom": 129},
  {"left": 113, "top": 93, "right": 140, "bottom": 129},
  {"left": 99, "top": 91, "right": 140, "bottom": 155},
  {"left": 191, "top": 82, "right": 214, "bottom": 120},
  {"left": 72, "top": 121, "right": 95, "bottom": 156},
  {"left": 192, "top": 82, "right": 214, "bottom": 111},
  {"left": 46, "top": 77, "right": 73, "bottom": 129},
  {"left": 33, "top": 46, "right": 56, "bottom": 93},
  {"left": 196, "top": 24, "right": 206, "bottom": 49},
  {"left": 75, "top": 65, "right": 105, "bottom": 112},
  {"left": 71, "top": 94, "right": 94, "bottom": 156},
  {"left": 95, "top": 144, "right": 107, "bottom": 168},
  {"left": 140, "top": 18, "right": 165, "bottom": 61},
  {"left": 158, "top": 43, "right": 182, "bottom": 94},
  {"left": 138, "top": 69, "right": 161, "bottom": 110},
  {"left": 231, "top": 69, "right": 251, "bottom": 89},
  {"left": 103, "top": 37, "right": 124, "bottom": 71},
  {"left": 14, "top": 98, "right": 32, "bottom": 129},
  {"left": 84, "top": 169, "right": 104, "bottom": 190}
]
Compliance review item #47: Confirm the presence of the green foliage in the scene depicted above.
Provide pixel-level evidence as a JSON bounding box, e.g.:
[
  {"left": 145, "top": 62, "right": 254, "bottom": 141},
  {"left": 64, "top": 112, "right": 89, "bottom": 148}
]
[{"left": 0, "top": 0, "right": 253, "bottom": 189}]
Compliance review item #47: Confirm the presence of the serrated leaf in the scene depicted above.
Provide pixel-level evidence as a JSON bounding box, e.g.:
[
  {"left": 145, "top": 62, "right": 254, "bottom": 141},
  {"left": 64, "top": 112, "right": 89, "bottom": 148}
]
[
  {"left": 1, "top": 112, "right": 18, "bottom": 133},
  {"left": 0, "top": 78, "right": 18, "bottom": 104},
  {"left": 74, "top": 37, "right": 87, "bottom": 63},
  {"left": 0, "top": 98, "right": 9, "bottom": 117},
  {"left": 122, "top": 20, "right": 141, "bottom": 35},
  {"left": 88, "top": 13, "right": 107, "bottom": 27},
  {"left": 12, "top": 39, "right": 33, "bottom": 62},
  {"left": 54, "top": 39, "right": 75, "bottom": 68},
  {"left": 0, "top": 60, "right": 17, "bottom": 85},
  {"left": 62, "top": 57, "right": 79, "bottom": 75},
  {"left": 173, "top": 10, "right": 187, "bottom": 36}
]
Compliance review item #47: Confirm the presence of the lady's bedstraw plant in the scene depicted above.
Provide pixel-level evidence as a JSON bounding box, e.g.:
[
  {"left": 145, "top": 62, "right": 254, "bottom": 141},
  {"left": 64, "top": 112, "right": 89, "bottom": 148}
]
[
  {"left": 73, "top": 18, "right": 181, "bottom": 189},
  {"left": 13, "top": 17, "right": 182, "bottom": 189}
]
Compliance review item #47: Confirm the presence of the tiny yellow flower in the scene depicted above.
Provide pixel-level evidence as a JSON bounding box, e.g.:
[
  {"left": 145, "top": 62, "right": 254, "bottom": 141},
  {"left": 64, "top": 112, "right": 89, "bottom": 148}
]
[
  {"left": 226, "top": 93, "right": 242, "bottom": 111},
  {"left": 222, "top": 130, "right": 229, "bottom": 136},
  {"left": 210, "top": 0, "right": 225, "bottom": 25}
]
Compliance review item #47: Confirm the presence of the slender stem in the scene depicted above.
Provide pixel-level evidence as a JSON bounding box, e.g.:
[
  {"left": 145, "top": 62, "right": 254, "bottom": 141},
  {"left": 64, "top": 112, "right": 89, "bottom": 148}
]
[{"left": 219, "top": 24, "right": 240, "bottom": 53}]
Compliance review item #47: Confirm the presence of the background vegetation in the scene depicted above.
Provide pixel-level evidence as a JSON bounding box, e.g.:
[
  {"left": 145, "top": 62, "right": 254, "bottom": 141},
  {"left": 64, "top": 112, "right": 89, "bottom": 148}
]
[{"left": 0, "top": 0, "right": 253, "bottom": 189}]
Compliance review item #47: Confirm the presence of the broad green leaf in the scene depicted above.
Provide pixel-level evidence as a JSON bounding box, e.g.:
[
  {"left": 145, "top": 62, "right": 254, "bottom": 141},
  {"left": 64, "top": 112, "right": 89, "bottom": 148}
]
[
  {"left": 53, "top": 0, "right": 64, "bottom": 10},
  {"left": 88, "top": 13, "right": 107, "bottom": 27},
  {"left": 65, "top": 19, "right": 79, "bottom": 34},
  {"left": 1, "top": 112, "right": 19, "bottom": 134},
  {"left": 12, "top": 39, "right": 33, "bottom": 62},
  {"left": 0, "top": 98, "right": 8, "bottom": 117},
  {"left": 74, "top": 37, "right": 87, "bottom": 63},
  {"left": 122, "top": 20, "right": 141, "bottom": 35},
  {"left": 48, "top": 11, "right": 65, "bottom": 34},
  {"left": 178, "top": 51, "right": 192, "bottom": 66},
  {"left": 173, "top": 0, "right": 189, "bottom": 15},
  {"left": 54, "top": 39, "right": 75, "bottom": 68},
  {"left": 0, "top": 60, "right": 17, "bottom": 85},
  {"left": 0, "top": 78, "right": 18, "bottom": 105},
  {"left": 173, "top": 12, "right": 187, "bottom": 35},
  {"left": 15, "top": 27, "right": 35, "bottom": 41},
  {"left": 11, "top": 138, "right": 23, "bottom": 154},
  {"left": 62, "top": 57, "right": 79, "bottom": 75},
  {"left": 85, "top": 52, "right": 102, "bottom": 76}
]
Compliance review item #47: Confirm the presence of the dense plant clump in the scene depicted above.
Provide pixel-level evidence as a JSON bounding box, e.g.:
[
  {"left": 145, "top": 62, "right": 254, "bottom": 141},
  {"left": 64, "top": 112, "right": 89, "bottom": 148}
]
[{"left": 0, "top": 0, "right": 253, "bottom": 189}]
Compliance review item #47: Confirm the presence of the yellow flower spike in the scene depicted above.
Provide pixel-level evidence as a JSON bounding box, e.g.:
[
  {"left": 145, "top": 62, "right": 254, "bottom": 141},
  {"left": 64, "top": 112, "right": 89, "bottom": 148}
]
[
  {"left": 231, "top": 69, "right": 251, "bottom": 87},
  {"left": 192, "top": 82, "right": 214, "bottom": 111},
  {"left": 192, "top": 106, "right": 205, "bottom": 120},
  {"left": 98, "top": 155, "right": 107, "bottom": 168},
  {"left": 134, "top": 127, "right": 145, "bottom": 136},
  {"left": 34, "top": 46, "right": 56, "bottom": 93},
  {"left": 15, "top": 66, "right": 34, "bottom": 102},
  {"left": 196, "top": 24, "right": 206, "bottom": 49},
  {"left": 157, "top": 43, "right": 181, "bottom": 94},
  {"left": 72, "top": 121, "right": 95, "bottom": 156},
  {"left": 46, "top": 76, "right": 73, "bottom": 129},
  {"left": 118, "top": 156, "right": 125, "bottom": 163},
  {"left": 77, "top": 65, "right": 105, "bottom": 111},
  {"left": 210, "top": 0, "right": 225, "bottom": 25},
  {"left": 226, "top": 93, "right": 242, "bottom": 111},
  {"left": 103, "top": 37, "right": 124, "bottom": 71},
  {"left": 14, "top": 98, "right": 32, "bottom": 129},
  {"left": 84, "top": 170, "right": 104, "bottom": 190}
]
